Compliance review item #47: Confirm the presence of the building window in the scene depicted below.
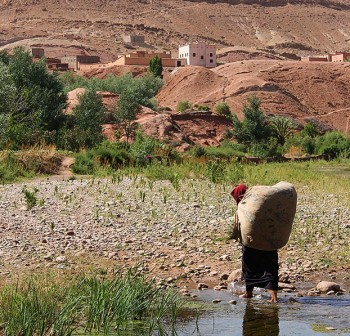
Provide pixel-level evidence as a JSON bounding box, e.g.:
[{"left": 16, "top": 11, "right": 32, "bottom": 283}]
[
  {"left": 201, "top": 56, "right": 204, "bottom": 59},
  {"left": 210, "top": 53, "right": 213, "bottom": 57},
  {"left": 210, "top": 59, "right": 213, "bottom": 63},
  {"left": 193, "top": 53, "right": 196, "bottom": 57}
]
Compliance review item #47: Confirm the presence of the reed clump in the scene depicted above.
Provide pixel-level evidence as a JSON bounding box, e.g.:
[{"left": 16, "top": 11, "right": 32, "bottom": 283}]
[{"left": 0, "top": 269, "right": 182, "bottom": 336}]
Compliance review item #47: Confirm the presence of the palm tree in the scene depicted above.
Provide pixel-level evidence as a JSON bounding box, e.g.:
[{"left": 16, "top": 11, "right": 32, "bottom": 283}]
[{"left": 270, "top": 116, "right": 296, "bottom": 145}]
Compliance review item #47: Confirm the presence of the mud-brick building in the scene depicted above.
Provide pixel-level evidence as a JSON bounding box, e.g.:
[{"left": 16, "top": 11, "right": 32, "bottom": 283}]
[
  {"left": 301, "top": 56, "right": 329, "bottom": 62},
  {"left": 114, "top": 50, "right": 186, "bottom": 67},
  {"left": 61, "top": 55, "right": 100, "bottom": 71},
  {"left": 122, "top": 35, "right": 145, "bottom": 46},
  {"left": 31, "top": 48, "right": 45, "bottom": 58},
  {"left": 331, "top": 52, "right": 350, "bottom": 62},
  {"left": 178, "top": 42, "right": 216, "bottom": 68},
  {"left": 46, "top": 58, "right": 69, "bottom": 71}
]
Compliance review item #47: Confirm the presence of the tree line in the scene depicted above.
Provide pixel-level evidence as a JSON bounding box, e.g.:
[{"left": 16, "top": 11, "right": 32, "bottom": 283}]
[
  {"left": 0, "top": 47, "right": 348, "bottom": 159},
  {"left": 0, "top": 47, "right": 162, "bottom": 151}
]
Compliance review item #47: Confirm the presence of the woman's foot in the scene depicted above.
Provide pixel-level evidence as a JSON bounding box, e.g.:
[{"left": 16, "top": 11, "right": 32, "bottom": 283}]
[
  {"left": 269, "top": 290, "right": 278, "bottom": 303},
  {"left": 240, "top": 291, "right": 253, "bottom": 298}
]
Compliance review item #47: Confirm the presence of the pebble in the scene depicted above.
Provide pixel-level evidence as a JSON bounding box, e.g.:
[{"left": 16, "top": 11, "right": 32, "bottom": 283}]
[
  {"left": 197, "top": 283, "right": 209, "bottom": 290},
  {"left": 55, "top": 256, "right": 67, "bottom": 263}
]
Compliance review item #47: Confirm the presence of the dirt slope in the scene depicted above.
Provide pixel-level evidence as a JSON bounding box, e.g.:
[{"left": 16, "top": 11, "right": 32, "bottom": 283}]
[
  {"left": 157, "top": 61, "right": 350, "bottom": 133},
  {"left": 1, "top": 0, "right": 350, "bottom": 60}
]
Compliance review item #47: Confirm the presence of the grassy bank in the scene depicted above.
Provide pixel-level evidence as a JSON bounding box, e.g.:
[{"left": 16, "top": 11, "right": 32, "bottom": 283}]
[
  {"left": 0, "top": 145, "right": 64, "bottom": 184},
  {"left": 0, "top": 270, "right": 182, "bottom": 336}
]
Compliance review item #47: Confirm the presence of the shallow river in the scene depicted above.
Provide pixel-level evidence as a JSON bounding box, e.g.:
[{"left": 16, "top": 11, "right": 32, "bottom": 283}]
[{"left": 174, "top": 289, "right": 350, "bottom": 336}]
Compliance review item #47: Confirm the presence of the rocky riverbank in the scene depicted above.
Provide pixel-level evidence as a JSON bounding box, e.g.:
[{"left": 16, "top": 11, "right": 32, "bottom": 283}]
[{"left": 0, "top": 176, "right": 348, "bottom": 296}]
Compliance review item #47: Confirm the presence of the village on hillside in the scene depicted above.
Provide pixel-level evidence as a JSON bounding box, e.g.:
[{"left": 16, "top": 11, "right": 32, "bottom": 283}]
[
  {"left": 30, "top": 37, "right": 217, "bottom": 72},
  {"left": 27, "top": 34, "right": 350, "bottom": 73}
]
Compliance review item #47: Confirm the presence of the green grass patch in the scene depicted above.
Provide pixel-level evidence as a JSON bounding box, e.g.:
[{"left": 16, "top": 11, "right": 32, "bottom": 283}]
[{"left": 0, "top": 270, "right": 183, "bottom": 336}]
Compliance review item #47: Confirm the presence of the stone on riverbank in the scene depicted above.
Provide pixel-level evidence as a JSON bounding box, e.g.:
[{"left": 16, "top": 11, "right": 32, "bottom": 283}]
[{"left": 316, "top": 281, "right": 341, "bottom": 293}]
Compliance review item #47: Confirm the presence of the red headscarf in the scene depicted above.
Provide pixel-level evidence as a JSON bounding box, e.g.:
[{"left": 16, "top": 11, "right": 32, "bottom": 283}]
[{"left": 230, "top": 184, "right": 247, "bottom": 205}]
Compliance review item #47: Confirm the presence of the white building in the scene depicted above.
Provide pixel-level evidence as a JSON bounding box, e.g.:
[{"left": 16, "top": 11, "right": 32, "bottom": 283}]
[{"left": 178, "top": 42, "right": 216, "bottom": 68}]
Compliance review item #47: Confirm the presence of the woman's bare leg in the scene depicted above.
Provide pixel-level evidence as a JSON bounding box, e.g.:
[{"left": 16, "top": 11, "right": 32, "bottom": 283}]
[
  {"left": 269, "top": 290, "right": 277, "bottom": 303},
  {"left": 241, "top": 291, "right": 253, "bottom": 298}
]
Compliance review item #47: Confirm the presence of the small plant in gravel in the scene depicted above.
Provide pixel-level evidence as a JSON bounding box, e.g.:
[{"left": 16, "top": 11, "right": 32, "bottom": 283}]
[
  {"left": 22, "top": 186, "right": 39, "bottom": 209},
  {"left": 140, "top": 190, "right": 146, "bottom": 202},
  {"left": 207, "top": 160, "right": 225, "bottom": 183}
]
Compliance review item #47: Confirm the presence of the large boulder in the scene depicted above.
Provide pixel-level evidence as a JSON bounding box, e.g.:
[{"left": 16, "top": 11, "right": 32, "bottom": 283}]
[
  {"left": 237, "top": 181, "right": 297, "bottom": 251},
  {"left": 316, "top": 281, "right": 341, "bottom": 293}
]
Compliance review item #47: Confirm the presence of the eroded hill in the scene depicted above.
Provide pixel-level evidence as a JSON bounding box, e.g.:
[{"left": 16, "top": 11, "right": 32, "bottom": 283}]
[{"left": 157, "top": 61, "right": 350, "bottom": 133}]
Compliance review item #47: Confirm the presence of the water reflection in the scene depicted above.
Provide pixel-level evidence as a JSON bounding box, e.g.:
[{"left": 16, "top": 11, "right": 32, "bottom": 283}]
[{"left": 242, "top": 302, "right": 279, "bottom": 336}]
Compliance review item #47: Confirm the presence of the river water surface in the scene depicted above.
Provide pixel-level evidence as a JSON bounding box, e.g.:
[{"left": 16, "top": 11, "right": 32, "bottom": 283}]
[{"left": 174, "top": 289, "right": 350, "bottom": 336}]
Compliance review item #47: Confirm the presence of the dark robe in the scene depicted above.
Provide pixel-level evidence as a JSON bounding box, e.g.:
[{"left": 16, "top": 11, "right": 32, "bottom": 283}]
[{"left": 242, "top": 245, "right": 279, "bottom": 291}]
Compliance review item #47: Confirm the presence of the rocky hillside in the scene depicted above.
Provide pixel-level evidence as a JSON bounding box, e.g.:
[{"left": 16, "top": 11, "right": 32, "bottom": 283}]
[
  {"left": 184, "top": 0, "right": 350, "bottom": 8},
  {"left": 1, "top": 0, "right": 350, "bottom": 61},
  {"left": 157, "top": 61, "right": 350, "bottom": 133}
]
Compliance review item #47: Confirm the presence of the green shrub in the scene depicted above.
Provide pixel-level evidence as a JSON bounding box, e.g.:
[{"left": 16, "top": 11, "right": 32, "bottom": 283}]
[
  {"left": 205, "top": 141, "right": 246, "bottom": 159},
  {"left": 72, "top": 152, "right": 94, "bottom": 175},
  {"left": 176, "top": 100, "right": 192, "bottom": 113},
  {"left": 60, "top": 73, "right": 163, "bottom": 109},
  {"left": 248, "top": 138, "right": 283, "bottom": 158},
  {"left": 149, "top": 55, "right": 163, "bottom": 78},
  {"left": 215, "top": 102, "right": 231, "bottom": 118},
  {"left": 190, "top": 145, "right": 206, "bottom": 158},
  {"left": 94, "top": 142, "right": 130, "bottom": 168},
  {"left": 130, "top": 132, "right": 160, "bottom": 166},
  {"left": 301, "top": 122, "right": 320, "bottom": 138},
  {"left": 315, "top": 131, "right": 350, "bottom": 159},
  {"left": 196, "top": 105, "right": 210, "bottom": 112}
]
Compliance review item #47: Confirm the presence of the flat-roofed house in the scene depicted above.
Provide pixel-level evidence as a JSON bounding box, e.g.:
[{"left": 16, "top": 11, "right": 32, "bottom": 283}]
[
  {"left": 331, "top": 52, "right": 350, "bottom": 62},
  {"left": 114, "top": 50, "right": 186, "bottom": 67},
  {"left": 178, "top": 42, "right": 216, "bottom": 68},
  {"left": 61, "top": 55, "right": 100, "bottom": 71}
]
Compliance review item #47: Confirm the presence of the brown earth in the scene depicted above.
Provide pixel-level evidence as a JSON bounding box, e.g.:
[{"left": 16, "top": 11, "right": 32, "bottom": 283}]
[{"left": 1, "top": 0, "right": 350, "bottom": 62}]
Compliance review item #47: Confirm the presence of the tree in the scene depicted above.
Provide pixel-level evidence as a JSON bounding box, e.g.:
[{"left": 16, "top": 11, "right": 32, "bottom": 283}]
[
  {"left": 0, "top": 50, "right": 10, "bottom": 65},
  {"left": 0, "top": 63, "right": 16, "bottom": 143},
  {"left": 72, "top": 90, "right": 105, "bottom": 148},
  {"left": 301, "top": 122, "right": 319, "bottom": 138},
  {"left": 270, "top": 116, "right": 296, "bottom": 145},
  {"left": 231, "top": 95, "right": 271, "bottom": 145},
  {"left": 149, "top": 55, "right": 163, "bottom": 78},
  {"left": 114, "top": 89, "right": 141, "bottom": 144},
  {"left": 0, "top": 47, "right": 67, "bottom": 148}
]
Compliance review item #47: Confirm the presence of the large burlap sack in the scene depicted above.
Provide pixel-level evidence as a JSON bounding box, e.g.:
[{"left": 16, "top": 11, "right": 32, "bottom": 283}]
[{"left": 237, "top": 181, "right": 297, "bottom": 251}]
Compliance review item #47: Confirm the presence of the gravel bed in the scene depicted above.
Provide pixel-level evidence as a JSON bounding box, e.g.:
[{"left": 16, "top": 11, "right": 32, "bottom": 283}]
[{"left": 0, "top": 176, "right": 349, "bottom": 291}]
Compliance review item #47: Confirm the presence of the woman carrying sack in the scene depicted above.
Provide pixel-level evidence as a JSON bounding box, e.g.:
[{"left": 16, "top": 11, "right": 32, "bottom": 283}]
[{"left": 231, "top": 184, "right": 279, "bottom": 303}]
